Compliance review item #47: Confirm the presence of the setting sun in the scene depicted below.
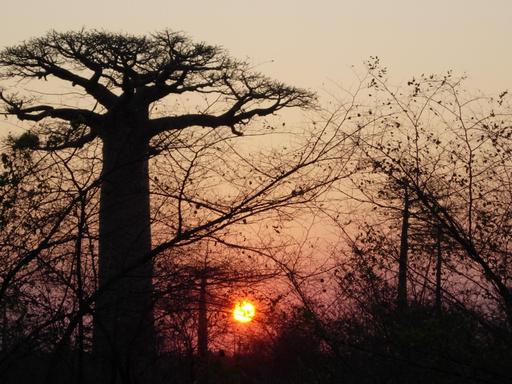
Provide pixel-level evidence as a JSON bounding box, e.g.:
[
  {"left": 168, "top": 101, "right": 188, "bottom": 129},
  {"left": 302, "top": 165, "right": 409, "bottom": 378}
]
[{"left": 233, "top": 301, "right": 256, "bottom": 323}]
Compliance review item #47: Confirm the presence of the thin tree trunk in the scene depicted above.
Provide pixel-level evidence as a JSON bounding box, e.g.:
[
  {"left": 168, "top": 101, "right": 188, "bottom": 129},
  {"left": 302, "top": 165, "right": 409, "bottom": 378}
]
[
  {"left": 75, "top": 196, "right": 86, "bottom": 384},
  {"left": 435, "top": 222, "right": 443, "bottom": 316},
  {"left": 397, "top": 186, "right": 410, "bottom": 310},
  {"left": 414, "top": 182, "right": 512, "bottom": 329},
  {"left": 197, "top": 272, "right": 208, "bottom": 384},
  {"left": 94, "top": 123, "right": 154, "bottom": 383},
  {"left": 1, "top": 300, "right": 6, "bottom": 352}
]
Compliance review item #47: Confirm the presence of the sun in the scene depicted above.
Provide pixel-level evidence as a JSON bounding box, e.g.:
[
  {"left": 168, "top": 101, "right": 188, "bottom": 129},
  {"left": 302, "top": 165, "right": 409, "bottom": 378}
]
[{"left": 233, "top": 300, "right": 256, "bottom": 323}]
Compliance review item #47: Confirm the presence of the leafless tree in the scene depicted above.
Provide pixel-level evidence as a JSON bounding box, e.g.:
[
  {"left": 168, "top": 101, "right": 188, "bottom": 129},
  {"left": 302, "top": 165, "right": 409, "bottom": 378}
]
[{"left": 0, "top": 29, "right": 356, "bottom": 383}]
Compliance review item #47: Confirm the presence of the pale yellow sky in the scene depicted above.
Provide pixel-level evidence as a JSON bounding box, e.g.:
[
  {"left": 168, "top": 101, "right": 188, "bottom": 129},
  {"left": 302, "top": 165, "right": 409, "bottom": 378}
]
[
  {"left": 1, "top": 0, "right": 509, "bottom": 249},
  {"left": 1, "top": 0, "right": 511, "bottom": 92}
]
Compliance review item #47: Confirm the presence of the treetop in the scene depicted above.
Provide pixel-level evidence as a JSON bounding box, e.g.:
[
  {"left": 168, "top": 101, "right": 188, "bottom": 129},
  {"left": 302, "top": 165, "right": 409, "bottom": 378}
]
[{"left": 0, "top": 29, "right": 316, "bottom": 148}]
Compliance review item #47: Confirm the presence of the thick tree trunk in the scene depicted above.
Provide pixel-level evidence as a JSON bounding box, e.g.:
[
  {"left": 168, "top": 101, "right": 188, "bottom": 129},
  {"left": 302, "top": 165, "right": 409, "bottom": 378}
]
[
  {"left": 93, "top": 120, "right": 154, "bottom": 383},
  {"left": 397, "top": 187, "right": 410, "bottom": 310}
]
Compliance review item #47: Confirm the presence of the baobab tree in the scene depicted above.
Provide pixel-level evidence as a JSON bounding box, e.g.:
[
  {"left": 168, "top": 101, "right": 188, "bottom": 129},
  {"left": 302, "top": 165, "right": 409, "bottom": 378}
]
[{"left": 0, "top": 29, "right": 315, "bottom": 382}]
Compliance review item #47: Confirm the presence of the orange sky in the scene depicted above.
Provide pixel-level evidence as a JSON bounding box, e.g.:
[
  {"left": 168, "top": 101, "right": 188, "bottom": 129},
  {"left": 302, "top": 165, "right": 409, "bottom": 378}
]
[{"left": 1, "top": 0, "right": 511, "bottom": 94}]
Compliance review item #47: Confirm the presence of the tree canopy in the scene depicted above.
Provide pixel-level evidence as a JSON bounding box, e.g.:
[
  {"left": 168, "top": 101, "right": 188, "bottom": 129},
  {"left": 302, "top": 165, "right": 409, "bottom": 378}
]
[{"left": 0, "top": 29, "right": 315, "bottom": 146}]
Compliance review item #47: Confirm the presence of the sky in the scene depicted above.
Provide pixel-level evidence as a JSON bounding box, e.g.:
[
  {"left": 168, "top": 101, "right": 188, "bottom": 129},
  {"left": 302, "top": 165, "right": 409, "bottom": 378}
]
[
  {"left": 1, "top": 0, "right": 511, "bottom": 95},
  {"left": 0, "top": 1, "right": 510, "bottom": 271}
]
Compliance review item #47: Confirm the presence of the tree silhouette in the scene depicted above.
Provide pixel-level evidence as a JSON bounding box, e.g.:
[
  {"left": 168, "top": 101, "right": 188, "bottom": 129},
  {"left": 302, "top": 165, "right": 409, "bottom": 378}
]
[
  {"left": 351, "top": 62, "right": 512, "bottom": 329},
  {"left": 0, "top": 29, "right": 315, "bottom": 382}
]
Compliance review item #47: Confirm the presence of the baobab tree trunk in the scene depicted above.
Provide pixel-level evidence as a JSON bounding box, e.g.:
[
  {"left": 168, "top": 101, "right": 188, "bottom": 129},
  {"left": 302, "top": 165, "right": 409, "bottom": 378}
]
[
  {"left": 397, "top": 187, "right": 410, "bottom": 310},
  {"left": 94, "top": 118, "right": 155, "bottom": 383}
]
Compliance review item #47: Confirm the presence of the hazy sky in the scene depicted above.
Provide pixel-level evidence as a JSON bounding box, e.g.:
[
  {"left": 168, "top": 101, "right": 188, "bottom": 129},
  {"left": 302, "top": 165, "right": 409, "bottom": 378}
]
[{"left": 1, "top": 0, "right": 511, "bottom": 93}]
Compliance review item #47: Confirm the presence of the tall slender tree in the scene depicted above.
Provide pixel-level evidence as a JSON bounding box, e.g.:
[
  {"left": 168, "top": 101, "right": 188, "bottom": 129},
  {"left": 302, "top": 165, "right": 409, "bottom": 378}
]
[{"left": 397, "top": 183, "right": 410, "bottom": 310}]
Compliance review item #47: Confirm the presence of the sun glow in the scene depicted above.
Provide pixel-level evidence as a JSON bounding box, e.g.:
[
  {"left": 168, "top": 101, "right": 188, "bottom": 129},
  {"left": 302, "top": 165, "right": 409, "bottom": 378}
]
[{"left": 233, "top": 301, "right": 256, "bottom": 323}]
